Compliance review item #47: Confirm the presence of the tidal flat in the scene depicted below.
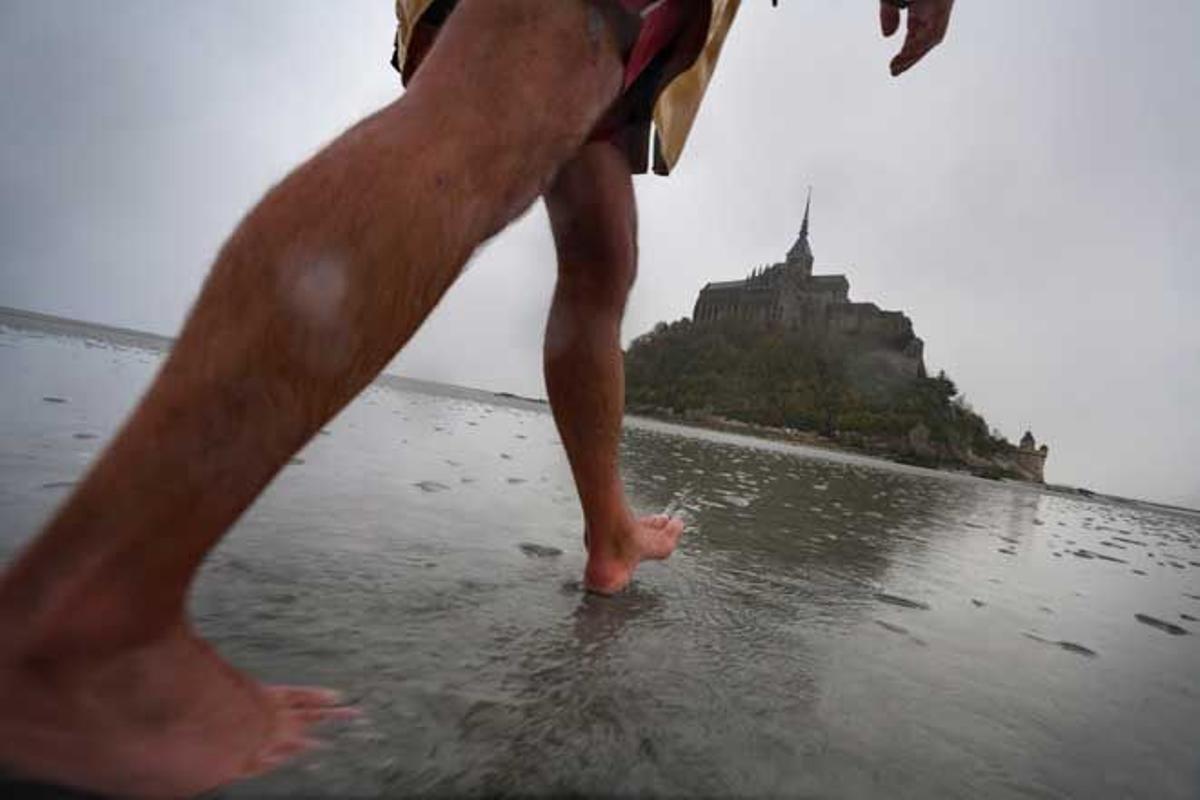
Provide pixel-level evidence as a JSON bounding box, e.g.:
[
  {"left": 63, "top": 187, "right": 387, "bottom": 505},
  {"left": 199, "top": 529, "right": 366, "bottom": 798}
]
[{"left": 1, "top": 314, "right": 1198, "bottom": 798}]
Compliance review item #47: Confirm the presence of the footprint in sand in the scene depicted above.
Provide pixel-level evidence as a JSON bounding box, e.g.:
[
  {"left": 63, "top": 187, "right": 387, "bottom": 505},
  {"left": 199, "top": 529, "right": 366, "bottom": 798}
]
[
  {"left": 506, "top": 478, "right": 526, "bottom": 485},
  {"left": 414, "top": 480, "right": 451, "bottom": 493},
  {"left": 73, "top": 433, "right": 97, "bottom": 440},
  {"left": 1134, "top": 613, "right": 1189, "bottom": 636},
  {"left": 875, "top": 620, "right": 926, "bottom": 646},
  {"left": 42, "top": 396, "right": 68, "bottom": 404},
  {"left": 1023, "top": 633, "right": 1097, "bottom": 658},
  {"left": 873, "top": 592, "right": 930, "bottom": 611},
  {"left": 519, "top": 543, "right": 563, "bottom": 558},
  {"left": 1056, "top": 641, "right": 1097, "bottom": 657},
  {"left": 41, "top": 481, "right": 76, "bottom": 490}
]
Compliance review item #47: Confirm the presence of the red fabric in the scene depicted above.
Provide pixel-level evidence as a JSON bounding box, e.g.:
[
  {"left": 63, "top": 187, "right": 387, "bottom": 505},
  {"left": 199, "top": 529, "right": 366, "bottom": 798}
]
[{"left": 617, "top": 0, "right": 692, "bottom": 90}]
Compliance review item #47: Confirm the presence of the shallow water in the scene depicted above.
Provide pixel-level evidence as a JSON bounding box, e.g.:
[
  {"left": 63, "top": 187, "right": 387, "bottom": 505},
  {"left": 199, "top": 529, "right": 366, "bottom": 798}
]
[{"left": 1, "top": 315, "right": 1198, "bottom": 799}]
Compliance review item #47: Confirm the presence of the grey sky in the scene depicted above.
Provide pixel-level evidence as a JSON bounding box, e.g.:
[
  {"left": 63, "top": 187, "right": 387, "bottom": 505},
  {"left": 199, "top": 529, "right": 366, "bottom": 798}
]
[{"left": 1, "top": 1, "right": 1197, "bottom": 507}]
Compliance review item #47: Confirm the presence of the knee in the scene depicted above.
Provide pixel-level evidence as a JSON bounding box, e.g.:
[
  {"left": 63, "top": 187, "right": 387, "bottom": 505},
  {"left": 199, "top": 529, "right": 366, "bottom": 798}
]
[
  {"left": 554, "top": 230, "right": 637, "bottom": 313},
  {"left": 548, "top": 195, "right": 637, "bottom": 312}
]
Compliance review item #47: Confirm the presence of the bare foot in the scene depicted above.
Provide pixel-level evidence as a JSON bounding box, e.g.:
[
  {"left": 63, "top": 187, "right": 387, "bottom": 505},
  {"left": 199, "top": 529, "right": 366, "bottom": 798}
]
[
  {"left": 0, "top": 625, "right": 356, "bottom": 797},
  {"left": 583, "top": 513, "right": 684, "bottom": 595}
]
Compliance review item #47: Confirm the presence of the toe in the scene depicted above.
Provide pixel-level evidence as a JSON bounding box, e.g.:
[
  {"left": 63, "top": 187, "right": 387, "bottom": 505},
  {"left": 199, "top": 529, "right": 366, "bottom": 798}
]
[
  {"left": 649, "top": 517, "right": 684, "bottom": 559},
  {"left": 267, "top": 685, "right": 343, "bottom": 709},
  {"left": 292, "top": 706, "right": 362, "bottom": 725}
]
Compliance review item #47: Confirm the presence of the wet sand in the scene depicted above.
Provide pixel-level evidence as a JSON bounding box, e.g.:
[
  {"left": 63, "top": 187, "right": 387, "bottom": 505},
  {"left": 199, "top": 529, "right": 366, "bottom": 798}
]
[{"left": 1, "top": 316, "right": 1198, "bottom": 798}]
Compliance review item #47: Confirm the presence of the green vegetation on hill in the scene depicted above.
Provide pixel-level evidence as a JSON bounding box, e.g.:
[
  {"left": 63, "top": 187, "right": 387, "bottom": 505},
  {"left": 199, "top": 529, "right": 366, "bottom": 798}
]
[{"left": 625, "top": 318, "right": 1012, "bottom": 466}]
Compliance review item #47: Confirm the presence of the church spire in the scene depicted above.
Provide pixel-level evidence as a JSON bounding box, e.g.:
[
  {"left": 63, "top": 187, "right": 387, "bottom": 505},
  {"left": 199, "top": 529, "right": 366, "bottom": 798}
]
[
  {"left": 786, "top": 186, "right": 814, "bottom": 269},
  {"left": 799, "top": 186, "right": 811, "bottom": 240}
]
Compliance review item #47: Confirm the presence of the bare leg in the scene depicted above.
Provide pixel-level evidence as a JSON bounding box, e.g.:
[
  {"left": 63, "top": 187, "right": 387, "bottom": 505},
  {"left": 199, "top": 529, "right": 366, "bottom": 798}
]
[
  {"left": 543, "top": 141, "right": 683, "bottom": 595},
  {"left": 0, "top": 1, "right": 624, "bottom": 795}
]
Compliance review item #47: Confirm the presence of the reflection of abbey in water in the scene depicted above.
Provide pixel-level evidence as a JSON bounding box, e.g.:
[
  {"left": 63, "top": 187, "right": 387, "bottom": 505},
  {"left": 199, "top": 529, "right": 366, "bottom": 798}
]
[{"left": 692, "top": 192, "right": 926, "bottom": 381}]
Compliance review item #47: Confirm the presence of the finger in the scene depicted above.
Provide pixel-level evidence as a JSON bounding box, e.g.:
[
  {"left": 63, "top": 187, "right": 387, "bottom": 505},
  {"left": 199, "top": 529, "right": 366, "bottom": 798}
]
[
  {"left": 266, "top": 685, "right": 344, "bottom": 709},
  {"left": 890, "top": 13, "right": 934, "bottom": 76},
  {"left": 880, "top": 3, "right": 900, "bottom": 37},
  {"left": 891, "top": 2, "right": 952, "bottom": 76}
]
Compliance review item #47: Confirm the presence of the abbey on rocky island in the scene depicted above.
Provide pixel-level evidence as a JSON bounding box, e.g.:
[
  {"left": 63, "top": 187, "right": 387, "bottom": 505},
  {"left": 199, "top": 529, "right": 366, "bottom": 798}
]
[{"left": 691, "top": 192, "right": 926, "bottom": 381}]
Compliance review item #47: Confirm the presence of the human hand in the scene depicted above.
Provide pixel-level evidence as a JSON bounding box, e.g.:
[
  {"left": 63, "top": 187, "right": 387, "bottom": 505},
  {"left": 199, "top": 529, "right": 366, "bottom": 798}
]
[{"left": 880, "top": 0, "right": 955, "bottom": 77}]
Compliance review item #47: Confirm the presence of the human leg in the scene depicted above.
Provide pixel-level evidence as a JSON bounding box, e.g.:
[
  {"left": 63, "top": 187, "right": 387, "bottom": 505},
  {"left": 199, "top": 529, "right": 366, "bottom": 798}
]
[
  {"left": 543, "top": 141, "right": 683, "bottom": 595},
  {"left": 0, "top": 1, "right": 625, "bottom": 794}
]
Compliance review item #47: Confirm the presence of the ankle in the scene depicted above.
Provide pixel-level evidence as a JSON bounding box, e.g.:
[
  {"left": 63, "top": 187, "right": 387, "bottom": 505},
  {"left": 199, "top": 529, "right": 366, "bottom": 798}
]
[
  {"left": 2, "top": 579, "right": 185, "bottom": 663},
  {"left": 583, "top": 552, "right": 633, "bottom": 594},
  {"left": 585, "top": 515, "right": 640, "bottom": 560}
]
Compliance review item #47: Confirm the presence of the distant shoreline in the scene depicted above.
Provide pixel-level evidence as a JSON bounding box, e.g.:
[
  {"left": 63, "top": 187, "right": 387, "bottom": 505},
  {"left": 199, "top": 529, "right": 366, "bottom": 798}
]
[
  {"left": 0, "top": 304, "right": 174, "bottom": 352},
  {"left": 625, "top": 408, "right": 1200, "bottom": 521},
  {"left": 2, "top": 304, "right": 1195, "bottom": 519}
]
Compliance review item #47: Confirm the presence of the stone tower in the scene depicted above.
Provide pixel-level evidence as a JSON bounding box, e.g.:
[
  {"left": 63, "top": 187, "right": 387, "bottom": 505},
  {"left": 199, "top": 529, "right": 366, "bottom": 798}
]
[{"left": 1015, "top": 430, "right": 1049, "bottom": 483}]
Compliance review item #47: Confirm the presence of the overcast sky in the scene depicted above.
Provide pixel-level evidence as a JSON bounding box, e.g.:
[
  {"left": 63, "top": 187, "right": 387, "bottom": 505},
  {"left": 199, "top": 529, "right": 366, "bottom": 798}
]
[{"left": 1, "top": 1, "right": 1197, "bottom": 508}]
